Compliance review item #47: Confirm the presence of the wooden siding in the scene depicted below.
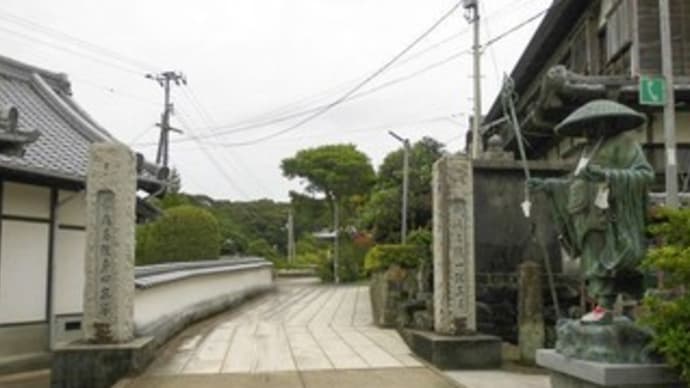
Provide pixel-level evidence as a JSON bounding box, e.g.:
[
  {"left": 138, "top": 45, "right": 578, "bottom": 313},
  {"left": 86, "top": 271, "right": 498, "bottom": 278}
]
[{"left": 638, "top": 0, "right": 690, "bottom": 75}]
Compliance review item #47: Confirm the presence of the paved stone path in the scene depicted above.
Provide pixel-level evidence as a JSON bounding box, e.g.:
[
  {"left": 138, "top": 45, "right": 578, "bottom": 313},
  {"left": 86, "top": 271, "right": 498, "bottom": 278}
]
[
  {"left": 145, "top": 279, "right": 422, "bottom": 375},
  {"left": 446, "top": 370, "right": 549, "bottom": 388},
  {"left": 0, "top": 278, "right": 550, "bottom": 388}
]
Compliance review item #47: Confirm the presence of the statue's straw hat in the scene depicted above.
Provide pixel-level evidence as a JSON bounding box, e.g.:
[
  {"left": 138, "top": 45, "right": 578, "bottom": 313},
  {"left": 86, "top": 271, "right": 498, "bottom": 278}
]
[{"left": 555, "top": 100, "right": 646, "bottom": 136}]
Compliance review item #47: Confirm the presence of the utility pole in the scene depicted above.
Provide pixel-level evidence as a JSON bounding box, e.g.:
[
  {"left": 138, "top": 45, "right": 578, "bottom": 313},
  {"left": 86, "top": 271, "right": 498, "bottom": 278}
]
[
  {"left": 659, "top": 0, "right": 679, "bottom": 208},
  {"left": 389, "top": 131, "right": 410, "bottom": 244},
  {"left": 287, "top": 209, "right": 296, "bottom": 263},
  {"left": 333, "top": 201, "right": 340, "bottom": 284},
  {"left": 464, "top": 0, "right": 481, "bottom": 158},
  {"left": 146, "top": 71, "right": 187, "bottom": 168}
]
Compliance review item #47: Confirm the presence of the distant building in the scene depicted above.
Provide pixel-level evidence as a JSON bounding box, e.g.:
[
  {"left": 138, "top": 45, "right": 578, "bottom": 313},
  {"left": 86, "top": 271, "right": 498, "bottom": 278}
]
[
  {"left": 481, "top": 0, "right": 690, "bottom": 193},
  {"left": 0, "top": 55, "right": 165, "bottom": 372}
]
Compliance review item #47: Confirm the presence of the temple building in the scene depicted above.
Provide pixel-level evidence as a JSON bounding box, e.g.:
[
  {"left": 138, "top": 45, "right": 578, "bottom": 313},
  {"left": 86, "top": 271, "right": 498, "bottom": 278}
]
[
  {"left": 0, "top": 55, "right": 165, "bottom": 372},
  {"left": 481, "top": 0, "right": 690, "bottom": 193}
]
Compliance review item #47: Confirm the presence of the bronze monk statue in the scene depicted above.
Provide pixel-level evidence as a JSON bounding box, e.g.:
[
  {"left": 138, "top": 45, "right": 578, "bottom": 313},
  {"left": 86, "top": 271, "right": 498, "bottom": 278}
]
[{"left": 528, "top": 100, "right": 654, "bottom": 324}]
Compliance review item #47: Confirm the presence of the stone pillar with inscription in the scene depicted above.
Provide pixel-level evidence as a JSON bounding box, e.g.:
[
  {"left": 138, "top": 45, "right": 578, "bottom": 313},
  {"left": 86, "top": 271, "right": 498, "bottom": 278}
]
[
  {"left": 82, "top": 142, "right": 136, "bottom": 344},
  {"left": 401, "top": 154, "right": 501, "bottom": 369},
  {"left": 432, "top": 154, "right": 476, "bottom": 334}
]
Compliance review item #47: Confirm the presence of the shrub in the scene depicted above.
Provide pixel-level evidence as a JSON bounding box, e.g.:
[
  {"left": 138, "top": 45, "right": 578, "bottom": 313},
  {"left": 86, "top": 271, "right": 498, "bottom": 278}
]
[
  {"left": 641, "top": 207, "right": 690, "bottom": 383},
  {"left": 317, "top": 236, "right": 370, "bottom": 283},
  {"left": 407, "top": 228, "right": 432, "bottom": 262},
  {"left": 364, "top": 244, "right": 425, "bottom": 273},
  {"left": 136, "top": 205, "right": 221, "bottom": 265},
  {"left": 247, "top": 238, "right": 279, "bottom": 261}
]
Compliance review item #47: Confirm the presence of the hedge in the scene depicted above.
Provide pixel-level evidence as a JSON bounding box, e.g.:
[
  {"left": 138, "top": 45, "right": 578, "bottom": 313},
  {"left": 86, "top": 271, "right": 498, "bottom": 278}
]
[
  {"left": 364, "top": 244, "right": 425, "bottom": 273},
  {"left": 136, "top": 205, "right": 221, "bottom": 265}
]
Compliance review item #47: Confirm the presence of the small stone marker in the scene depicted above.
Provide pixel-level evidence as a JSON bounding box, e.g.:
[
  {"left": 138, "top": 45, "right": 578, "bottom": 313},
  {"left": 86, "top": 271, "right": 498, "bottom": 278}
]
[
  {"left": 518, "top": 260, "right": 544, "bottom": 364},
  {"left": 432, "top": 154, "right": 476, "bottom": 334},
  {"left": 82, "top": 143, "right": 136, "bottom": 343}
]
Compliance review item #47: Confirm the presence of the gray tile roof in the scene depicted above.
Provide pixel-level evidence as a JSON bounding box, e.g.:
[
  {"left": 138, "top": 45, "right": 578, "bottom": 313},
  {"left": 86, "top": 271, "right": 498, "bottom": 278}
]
[{"left": 0, "top": 55, "right": 162, "bottom": 189}]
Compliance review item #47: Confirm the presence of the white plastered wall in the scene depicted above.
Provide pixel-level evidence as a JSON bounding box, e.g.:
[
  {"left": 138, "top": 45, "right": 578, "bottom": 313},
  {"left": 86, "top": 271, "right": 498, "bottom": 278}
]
[
  {"left": 0, "top": 182, "right": 51, "bottom": 324},
  {"left": 53, "top": 190, "right": 86, "bottom": 316},
  {"left": 134, "top": 267, "right": 273, "bottom": 330}
]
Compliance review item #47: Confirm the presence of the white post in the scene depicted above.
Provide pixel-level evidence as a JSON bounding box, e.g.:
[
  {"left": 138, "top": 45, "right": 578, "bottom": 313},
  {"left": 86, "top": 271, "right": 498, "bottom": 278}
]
[
  {"left": 333, "top": 201, "right": 340, "bottom": 284},
  {"left": 660, "top": 0, "right": 679, "bottom": 208},
  {"left": 402, "top": 140, "right": 410, "bottom": 244},
  {"left": 471, "top": 1, "right": 482, "bottom": 158}
]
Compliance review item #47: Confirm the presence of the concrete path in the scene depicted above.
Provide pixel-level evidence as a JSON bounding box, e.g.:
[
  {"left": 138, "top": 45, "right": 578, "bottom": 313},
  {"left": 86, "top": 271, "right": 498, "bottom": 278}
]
[
  {"left": 0, "top": 279, "right": 550, "bottom": 388},
  {"left": 0, "top": 369, "right": 50, "bottom": 388},
  {"left": 125, "top": 368, "right": 460, "bottom": 388},
  {"left": 445, "top": 370, "right": 549, "bottom": 388},
  {"left": 144, "top": 278, "right": 422, "bottom": 376}
]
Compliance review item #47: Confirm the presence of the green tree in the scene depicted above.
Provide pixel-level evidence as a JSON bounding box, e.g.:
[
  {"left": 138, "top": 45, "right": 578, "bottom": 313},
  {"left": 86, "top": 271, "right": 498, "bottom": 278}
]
[
  {"left": 282, "top": 144, "right": 376, "bottom": 282},
  {"left": 212, "top": 199, "right": 289, "bottom": 255},
  {"left": 281, "top": 144, "right": 375, "bottom": 214},
  {"left": 362, "top": 137, "right": 445, "bottom": 242}
]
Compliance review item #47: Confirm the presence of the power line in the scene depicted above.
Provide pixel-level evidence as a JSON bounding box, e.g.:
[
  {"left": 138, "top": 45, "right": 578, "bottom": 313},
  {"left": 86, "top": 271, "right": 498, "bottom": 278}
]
[
  {"left": 175, "top": 86, "right": 279, "bottom": 198},
  {"left": 0, "top": 25, "right": 145, "bottom": 75},
  {"left": 173, "top": 111, "right": 252, "bottom": 199},
  {"left": 203, "top": 113, "right": 466, "bottom": 147},
  {"left": 0, "top": 10, "right": 159, "bottom": 73},
  {"left": 166, "top": 1, "right": 548, "bottom": 148},
  {"left": 183, "top": 0, "right": 541, "bottom": 138},
  {"left": 481, "top": 6, "right": 549, "bottom": 49},
  {"left": 0, "top": 1, "right": 530, "bottom": 148},
  {"left": 127, "top": 124, "right": 157, "bottom": 145},
  {"left": 134, "top": 47, "right": 472, "bottom": 148},
  {"left": 176, "top": 1, "right": 465, "bottom": 147},
  {"left": 159, "top": 113, "right": 466, "bottom": 152}
]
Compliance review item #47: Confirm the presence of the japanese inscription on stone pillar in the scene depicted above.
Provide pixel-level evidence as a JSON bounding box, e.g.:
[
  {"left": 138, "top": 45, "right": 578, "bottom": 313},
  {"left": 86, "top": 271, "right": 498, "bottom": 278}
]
[
  {"left": 95, "top": 190, "right": 115, "bottom": 320},
  {"left": 83, "top": 143, "right": 136, "bottom": 344},
  {"left": 433, "top": 154, "right": 476, "bottom": 335}
]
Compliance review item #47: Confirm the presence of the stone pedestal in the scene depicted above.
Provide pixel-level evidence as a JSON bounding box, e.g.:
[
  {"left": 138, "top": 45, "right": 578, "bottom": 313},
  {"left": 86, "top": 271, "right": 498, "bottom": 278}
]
[
  {"left": 555, "top": 317, "right": 658, "bottom": 363},
  {"left": 432, "top": 154, "right": 476, "bottom": 334},
  {"left": 51, "top": 337, "right": 154, "bottom": 388},
  {"left": 83, "top": 143, "right": 137, "bottom": 344},
  {"left": 537, "top": 349, "right": 685, "bottom": 388},
  {"left": 518, "top": 261, "right": 544, "bottom": 364},
  {"left": 402, "top": 329, "right": 501, "bottom": 370}
]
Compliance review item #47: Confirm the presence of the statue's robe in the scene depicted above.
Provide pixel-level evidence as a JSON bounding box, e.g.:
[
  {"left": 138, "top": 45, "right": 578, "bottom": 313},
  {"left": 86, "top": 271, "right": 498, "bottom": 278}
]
[{"left": 543, "top": 132, "right": 654, "bottom": 303}]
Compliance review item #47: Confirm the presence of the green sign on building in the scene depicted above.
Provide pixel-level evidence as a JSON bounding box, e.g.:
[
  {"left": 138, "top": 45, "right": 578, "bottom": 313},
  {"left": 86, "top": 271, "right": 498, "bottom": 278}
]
[{"left": 639, "top": 76, "right": 666, "bottom": 106}]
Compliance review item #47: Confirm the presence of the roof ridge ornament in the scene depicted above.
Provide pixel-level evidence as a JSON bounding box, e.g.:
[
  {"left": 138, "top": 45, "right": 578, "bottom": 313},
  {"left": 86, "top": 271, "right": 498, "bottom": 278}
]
[{"left": 0, "top": 103, "right": 41, "bottom": 156}]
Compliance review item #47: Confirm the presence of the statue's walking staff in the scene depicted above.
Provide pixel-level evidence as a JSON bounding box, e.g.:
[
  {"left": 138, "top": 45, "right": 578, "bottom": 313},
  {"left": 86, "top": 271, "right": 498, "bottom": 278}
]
[{"left": 500, "top": 75, "right": 562, "bottom": 319}]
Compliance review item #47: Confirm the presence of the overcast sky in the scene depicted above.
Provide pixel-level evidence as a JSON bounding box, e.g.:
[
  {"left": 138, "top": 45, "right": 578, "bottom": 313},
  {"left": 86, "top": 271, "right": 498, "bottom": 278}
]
[{"left": 1, "top": 0, "right": 550, "bottom": 201}]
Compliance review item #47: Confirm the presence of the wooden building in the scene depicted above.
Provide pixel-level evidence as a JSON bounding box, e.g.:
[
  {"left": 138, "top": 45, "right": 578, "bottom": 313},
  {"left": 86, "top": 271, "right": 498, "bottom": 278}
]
[
  {"left": 482, "top": 0, "right": 690, "bottom": 192},
  {"left": 0, "top": 55, "right": 164, "bottom": 372}
]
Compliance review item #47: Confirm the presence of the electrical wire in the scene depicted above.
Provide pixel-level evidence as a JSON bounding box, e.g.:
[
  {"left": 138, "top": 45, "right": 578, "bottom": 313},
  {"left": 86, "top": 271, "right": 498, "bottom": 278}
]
[
  {"left": 135, "top": 46, "right": 473, "bottom": 147},
  {"left": 0, "top": 1, "right": 535, "bottom": 148},
  {"left": 202, "top": 2, "right": 551, "bottom": 148},
  {"left": 176, "top": 86, "right": 279, "bottom": 198},
  {"left": 0, "top": 10, "right": 159, "bottom": 73},
  {"left": 151, "top": 1, "right": 467, "bottom": 149},
  {"left": 0, "top": 25, "right": 144, "bottom": 75},
  {"left": 173, "top": 110, "right": 252, "bottom": 199},
  {"left": 199, "top": 113, "right": 466, "bottom": 147}
]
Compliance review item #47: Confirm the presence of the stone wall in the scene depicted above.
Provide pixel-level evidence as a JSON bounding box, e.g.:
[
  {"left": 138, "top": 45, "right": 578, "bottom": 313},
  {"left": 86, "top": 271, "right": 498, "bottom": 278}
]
[
  {"left": 473, "top": 159, "right": 568, "bottom": 274},
  {"left": 472, "top": 159, "right": 578, "bottom": 343},
  {"left": 475, "top": 271, "right": 579, "bottom": 344}
]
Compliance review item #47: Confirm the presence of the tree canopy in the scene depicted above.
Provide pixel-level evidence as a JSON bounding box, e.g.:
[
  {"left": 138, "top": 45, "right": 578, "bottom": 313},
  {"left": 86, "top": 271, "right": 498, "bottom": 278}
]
[
  {"left": 281, "top": 144, "right": 375, "bottom": 204},
  {"left": 361, "top": 137, "right": 445, "bottom": 242}
]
